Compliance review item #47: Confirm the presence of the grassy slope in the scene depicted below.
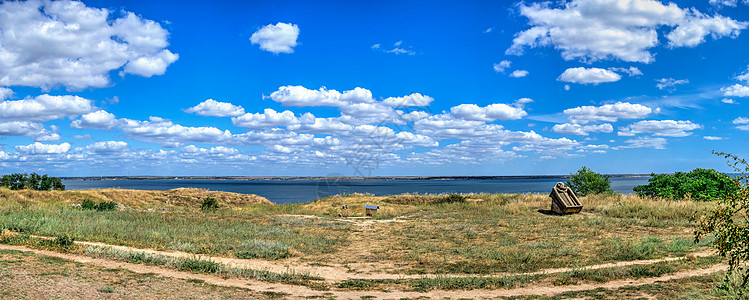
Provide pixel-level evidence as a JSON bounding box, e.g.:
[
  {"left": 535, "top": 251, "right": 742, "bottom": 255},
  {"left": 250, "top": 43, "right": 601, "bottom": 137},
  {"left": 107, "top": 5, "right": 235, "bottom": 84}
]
[{"left": 0, "top": 188, "right": 716, "bottom": 275}]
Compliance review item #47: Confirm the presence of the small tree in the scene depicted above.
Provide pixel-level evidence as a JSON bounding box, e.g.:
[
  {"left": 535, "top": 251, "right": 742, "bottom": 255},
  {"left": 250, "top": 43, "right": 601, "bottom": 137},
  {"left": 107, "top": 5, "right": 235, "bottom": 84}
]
[
  {"left": 696, "top": 152, "right": 749, "bottom": 295},
  {"left": 201, "top": 197, "right": 219, "bottom": 211},
  {"left": 566, "top": 166, "right": 612, "bottom": 196}
]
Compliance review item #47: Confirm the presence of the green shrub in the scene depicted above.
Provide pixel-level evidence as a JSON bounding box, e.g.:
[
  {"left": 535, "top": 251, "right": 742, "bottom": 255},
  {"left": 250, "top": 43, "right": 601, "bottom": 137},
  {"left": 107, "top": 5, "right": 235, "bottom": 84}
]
[
  {"left": 55, "top": 234, "right": 75, "bottom": 248},
  {"left": 200, "top": 197, "right": 219, "bottom": 211},
  {"left": 633, "top": 168, "right": 738, "bottom": 201},
  {"left": 80, "top": 200, "right": 96, "bottom": 210},
  {"left": 566, "top": 167, "right": 613, "bottom": 196},
  {"left": 80, "top": 200, "right": 117, "bottom": 211}
]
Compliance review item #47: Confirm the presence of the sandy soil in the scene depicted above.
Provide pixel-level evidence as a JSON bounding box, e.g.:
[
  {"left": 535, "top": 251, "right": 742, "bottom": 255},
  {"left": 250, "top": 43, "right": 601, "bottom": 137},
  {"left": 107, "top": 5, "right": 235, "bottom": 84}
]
[{"left": 0, "top": 242, "right": 727, "bottom": 299}]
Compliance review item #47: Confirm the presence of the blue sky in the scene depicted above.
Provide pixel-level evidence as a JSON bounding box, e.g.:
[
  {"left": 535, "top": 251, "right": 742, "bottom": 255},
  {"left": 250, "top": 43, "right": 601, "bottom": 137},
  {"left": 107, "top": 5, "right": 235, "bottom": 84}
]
[{"left": 1, "top": 0, "right": 749, "bottom": 176}]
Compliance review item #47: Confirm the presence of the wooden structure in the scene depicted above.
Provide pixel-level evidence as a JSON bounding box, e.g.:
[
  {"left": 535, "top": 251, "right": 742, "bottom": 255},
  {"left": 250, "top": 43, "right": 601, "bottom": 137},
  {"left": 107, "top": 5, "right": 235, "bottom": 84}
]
[
  {"left": 549, "top": 182, "right": 583, "bottom": 214},
  {"left": 364, "top": 205, "right": 379, "bottom": 216}
]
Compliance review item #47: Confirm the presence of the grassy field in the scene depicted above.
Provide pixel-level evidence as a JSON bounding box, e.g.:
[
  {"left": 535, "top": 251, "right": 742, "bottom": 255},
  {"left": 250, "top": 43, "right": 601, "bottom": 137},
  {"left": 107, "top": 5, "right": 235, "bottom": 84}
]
[{"left": 0, "top": 187, "right": 729, "bottom": 297}]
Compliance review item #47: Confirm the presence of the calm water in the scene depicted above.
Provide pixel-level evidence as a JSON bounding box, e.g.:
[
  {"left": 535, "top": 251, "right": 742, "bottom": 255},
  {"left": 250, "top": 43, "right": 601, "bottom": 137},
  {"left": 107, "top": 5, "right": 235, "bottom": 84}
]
[{"left": 62, "top": 177, "right": 650, "bottom": 204}]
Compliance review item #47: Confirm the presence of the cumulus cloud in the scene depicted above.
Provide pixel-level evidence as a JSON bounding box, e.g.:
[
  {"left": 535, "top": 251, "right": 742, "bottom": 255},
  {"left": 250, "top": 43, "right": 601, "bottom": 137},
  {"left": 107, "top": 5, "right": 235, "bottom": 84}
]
[
  {"left": 184, "top": 99, "right": 245, "bottom": 117},
  {"left": 0, "top": 0, "right": 177, "bottom": 90},
  {"left": 558, "top": 67, "right": 622, "bottom": 84},
  {"left": 0, "top": 88, "right": 13, "bottom": 100},
  {"left": 721, "top": 98, "right": 737, "bottom": 104},
  {"left": 733, "top": 117, "right": 749, "bottom": 124},
  {"left": 722, "top": 84, "right": 749, "bottom": 97},
  {"left": 71, "top": 110, "right": 118, "bottom": 129},
  {"left": 85, "top": 141, "right": 128, "bottom": 153},
  {"left": 118, "top": 117, "right": 233, "bottom": 147},
  {"left": 15, "top": 142, "right": 70, "bottom": 154},
  {"left": 610, "top": 67, "right": 643, "bottom": 76},
  {"left": 382, "top": 93, "right": 434, "bottom": 107},
  {"left": 656, "top": 78, "right": 689, "bottom": 90},
  {"left": 507, "top": 0, "right": 746, "bottom": 63},
  {"left": 0, "top": 94, "right": 94, "bottom": 122},
  {"left": 703, "top": 136, "right": 725, "bottom": 140},
  {"left": 270, "top": 86, "right": 374, "bottom": 107},
  {"left": 621, "top": 137, "right": 668, "bottom": 149},
  {"left": 250, "top": 22, "right": 299, "bottom": 54},
  {"left": 552, "top": 123, "right": 613, "bottom": 135},
  {"left": 618, "top": 120, "right": 701, "bottom": 137},
  {"left": 231, "top": 108, "right": 300, "bottom": 129},
  {"left": 493, "top": 60, "right": 512, "bottom": 72},
  {"left": 509, "top": 70, "right": 529, "bottom": 77},
  {"left": 564, "top": 102, "right": 655, "bottom": 124},
  {"left": 450, "top": 102, "right": 528, "bottom": 122},
  {"left": 0, "top": 121, "right": 44, "bottom": 137}
]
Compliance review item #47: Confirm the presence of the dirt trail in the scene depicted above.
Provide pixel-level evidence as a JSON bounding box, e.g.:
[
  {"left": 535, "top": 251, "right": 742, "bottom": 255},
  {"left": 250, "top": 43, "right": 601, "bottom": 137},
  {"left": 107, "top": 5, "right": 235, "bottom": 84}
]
[
  {"left": 29, "top": 234, "right": 716, "bottom": 281},
  {"left": 0, "top": 243, "right": 728, "bottom": 299}
]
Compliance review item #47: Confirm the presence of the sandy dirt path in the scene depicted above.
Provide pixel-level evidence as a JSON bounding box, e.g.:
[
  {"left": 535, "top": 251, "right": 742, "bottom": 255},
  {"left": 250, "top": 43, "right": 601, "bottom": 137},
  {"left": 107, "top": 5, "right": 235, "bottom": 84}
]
[
  {"left": 0, "top": 243, "right": 728, "bottom": 299},
  {"left": 30, "top": 234, "right": 716, "bottom": 281}
]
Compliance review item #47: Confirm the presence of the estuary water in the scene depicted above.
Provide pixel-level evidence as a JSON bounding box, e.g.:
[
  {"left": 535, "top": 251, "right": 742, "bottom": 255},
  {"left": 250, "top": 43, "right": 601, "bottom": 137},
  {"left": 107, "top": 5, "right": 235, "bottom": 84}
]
[{"left": 62, "top": 177, "right": 650, "bottom": 204}]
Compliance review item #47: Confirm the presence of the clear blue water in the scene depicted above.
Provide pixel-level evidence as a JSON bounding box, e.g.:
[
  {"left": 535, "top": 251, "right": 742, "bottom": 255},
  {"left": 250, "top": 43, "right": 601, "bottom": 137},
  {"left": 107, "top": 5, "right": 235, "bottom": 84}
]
[{"left": 62, "top": 177, "right": 650, "bottom": 204}]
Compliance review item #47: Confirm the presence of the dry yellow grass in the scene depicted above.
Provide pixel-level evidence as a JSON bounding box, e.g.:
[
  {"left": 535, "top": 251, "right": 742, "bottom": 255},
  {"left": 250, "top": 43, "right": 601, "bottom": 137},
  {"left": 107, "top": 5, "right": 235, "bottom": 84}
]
[{"left": 0, "top": 187, "right": 272, "bottom": 209}]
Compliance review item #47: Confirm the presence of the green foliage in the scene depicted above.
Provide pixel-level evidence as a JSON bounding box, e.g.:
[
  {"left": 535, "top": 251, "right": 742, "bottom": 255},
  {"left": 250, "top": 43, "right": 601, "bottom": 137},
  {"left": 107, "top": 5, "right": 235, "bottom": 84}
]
[
  {"left": 200, "top": 197, "right": 219, "bottom": 211},
  {"left": 566, "top": 166, "right": 613, "bottom": 196},
  {"left": 80, "top": 200, "right": 117, "bottom": 211},
  {"left": 695, "top": 151, "right": 749, "bottom": 294},
  {"left": 0, "top": 173, "right": 65, "bottom": 191},
  {"left": 54, "top": 234, "right": 75, "bottom": 248},
  {"left": 633, "top": 168, "right": 738, "bottom": 201}
]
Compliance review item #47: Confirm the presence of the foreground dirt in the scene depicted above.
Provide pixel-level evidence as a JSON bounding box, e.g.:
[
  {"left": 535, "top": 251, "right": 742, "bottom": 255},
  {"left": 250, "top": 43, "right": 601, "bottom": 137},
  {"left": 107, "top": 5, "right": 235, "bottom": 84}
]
[{"left": 0, "top": 243, "right": 728, "bottom": 299}]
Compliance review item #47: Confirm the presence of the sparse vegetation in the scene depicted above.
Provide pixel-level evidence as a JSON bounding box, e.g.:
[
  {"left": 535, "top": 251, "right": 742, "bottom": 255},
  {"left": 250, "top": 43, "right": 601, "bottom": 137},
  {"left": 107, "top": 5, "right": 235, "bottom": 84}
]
[
  {"left": 696, "top": 151, "right": 749, "bottom": 295},
  {"left": 566, "top": 166, "right": 613, "bottom": 196},
  {"left": 634, "top": 168, "right": 738, "bottom": 201}
]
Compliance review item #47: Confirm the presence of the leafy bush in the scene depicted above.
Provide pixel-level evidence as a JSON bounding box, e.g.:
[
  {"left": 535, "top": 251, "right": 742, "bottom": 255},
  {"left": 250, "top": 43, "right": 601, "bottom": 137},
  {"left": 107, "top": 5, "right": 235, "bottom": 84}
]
[
  {"left": 201, "top": 197, "right": 219, "bottom": 211},
  {"left": 696, "top": 151, "right": 749, "bottom": 294},
  {"left": 0, "top": 173, "right": 64, "bottom": 191},
  {"left": 55, "top": 234, "right": 75, "bottom": 248},
  {"left": 566, "top": 167, "right": 613, "bottom": 196},
  {"left": 633, "top": 168, "right": 738, "bottom": 201},
  {"left": 80, "top": 200, "right": 117, "bottom": 211}
]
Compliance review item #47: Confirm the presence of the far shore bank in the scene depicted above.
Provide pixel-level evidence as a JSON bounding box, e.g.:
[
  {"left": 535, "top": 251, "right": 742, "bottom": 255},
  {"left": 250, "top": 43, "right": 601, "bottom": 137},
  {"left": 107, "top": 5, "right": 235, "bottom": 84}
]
[{"left": 60, "top": 174, "right": 652, "bottom": 181}]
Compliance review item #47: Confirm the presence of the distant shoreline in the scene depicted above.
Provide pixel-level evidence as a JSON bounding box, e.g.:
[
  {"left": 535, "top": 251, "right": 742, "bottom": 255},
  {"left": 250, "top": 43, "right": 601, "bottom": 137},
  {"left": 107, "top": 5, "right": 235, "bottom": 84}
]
[{"left": 60, "top": 174, "right": 652, "bottom": 181}]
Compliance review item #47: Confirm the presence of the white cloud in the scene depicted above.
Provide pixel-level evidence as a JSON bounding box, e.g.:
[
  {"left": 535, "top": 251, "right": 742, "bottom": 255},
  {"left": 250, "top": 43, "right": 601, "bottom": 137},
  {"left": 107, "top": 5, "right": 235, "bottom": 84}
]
[
  {"left": 493, "top": 60, "right": 511, "bottom": 73},
  {"left": 0, "top": 121, "right": 43, "bottom": 136},
  {"left": 372, "top": 41, "right": 416, "bottom": 55},
  {"left": 507, "top": 0, "right": 746, "bottom": 63},
  {"left": 0, "top": 88, "right": 13, "bottom": 100},
  {"left": 32, "top": 129, "right": 61, "bottom": 142},
  {"left": 564, "top": 102, "right": 655, "bottom": 124},
  {"left": 721, "top": 98, "right": 737, "bottom": 104},
  {"left": 250, "top": 22, "right": 299, "bottom": 54},
  {"left": 618, "top": 120, "right": 701, "bottom": 137},
  {"left": 722, "top": 84, "right": 749, "bottom": 97},
  {"left": 733, "top": 117, "right": 749, "bottom": 124},
  {"left": 666, "top": 11, "right": 746, "bottom": 48},
  {"left": 15, "top": 142, "right": 70, "bottom": 154},
  {"left": 0, "top": 94, "right": 94, "bottom": 122},
  {"left": 184, "top": 99, "right": 245, "bottom": 117},
  {"left": 450, "top": 102, "right": 528, "bottom": 122},
  {"left": 656, "top": 78, "right": 689, "bottom": 90},
  {"left": 710, "top": 0, "right": 738, "bottom": 7},
  {"left": 123, "top": 49, "right": 179, "bottom": 77},
  {"left": 231, "top": 108, "right": 300, "bottom": 129},
  {"left": 71, "top": 110, "right": 118, "bottom": 129},
  {"left": 85, "top": 141, "right": 128, "bottom": 153},
  {"left": 552, "top": 123, "right": 613, "bottom": 135},
  {"left": 509, "top": 70, "right": 529, "bottom": 77},
  {"left": 558, "top": 67, "right": 621, "bottom": 84},
  {"left": 382, "top": 93, "right": 434, "bottom": 107},
  {"left": 118, "top": 117, "right": 233, "bottom": 147},
  {"left": 621, "top": 137, "right": 668, "bottom": 149},
  {"left": 737, "top": 125, "right": 749, "bottom": 131},
  {"left": 0, "top": 1, "right": 177, "bottom": 90},
  {"left": 609, "top": 67, "right": 643, "bottom": 76},
  {"left": 703, "top": 136, "right": 725, "bottom": 140},
  {"left": 269, "top": 86, "right": 374, "bottom": 107}
]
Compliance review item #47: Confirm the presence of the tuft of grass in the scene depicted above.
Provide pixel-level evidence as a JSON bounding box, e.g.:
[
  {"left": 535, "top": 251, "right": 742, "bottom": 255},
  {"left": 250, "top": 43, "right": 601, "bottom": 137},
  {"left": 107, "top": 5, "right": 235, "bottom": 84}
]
[
  {"left": 200, "top": 197, "right": 219, "bottom": 211},
  {"left": 234, "top": 239, "right": 290, "bottom": 260}
]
